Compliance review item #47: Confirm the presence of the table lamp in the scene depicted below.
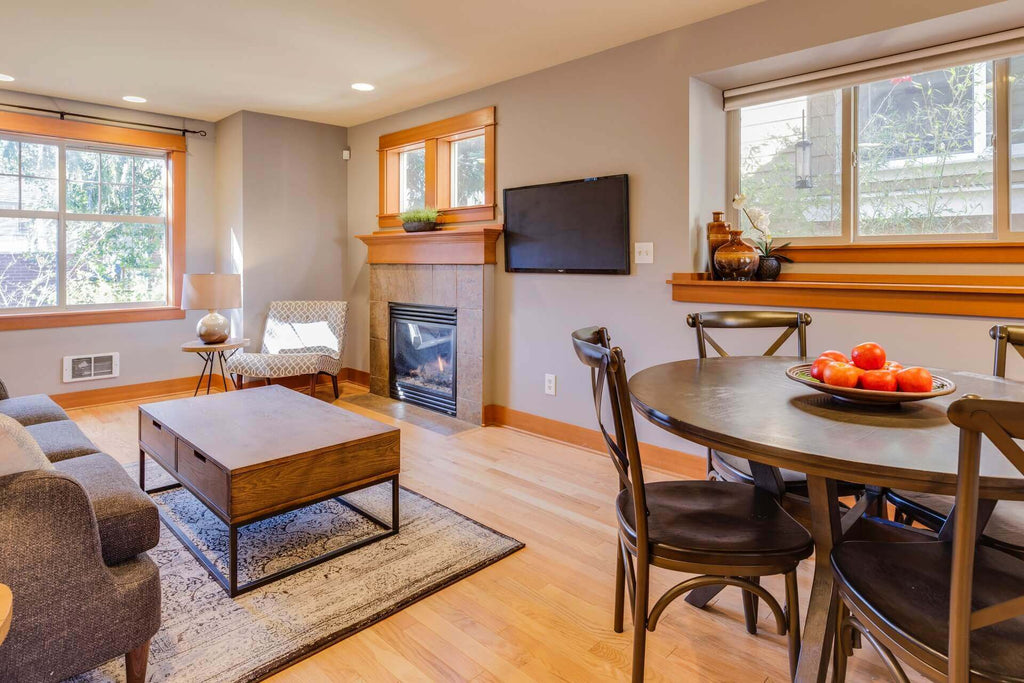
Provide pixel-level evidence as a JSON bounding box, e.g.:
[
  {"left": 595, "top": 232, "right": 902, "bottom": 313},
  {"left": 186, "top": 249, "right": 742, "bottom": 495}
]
[{"left": 181, "top": 273, "right": 242, "bottom": 344}]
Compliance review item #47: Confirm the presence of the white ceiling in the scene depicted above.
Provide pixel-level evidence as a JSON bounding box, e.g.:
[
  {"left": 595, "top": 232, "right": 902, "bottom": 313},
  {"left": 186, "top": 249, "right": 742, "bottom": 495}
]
[{"left": 0, "top": 0, "right": 760, "bottom": 127}]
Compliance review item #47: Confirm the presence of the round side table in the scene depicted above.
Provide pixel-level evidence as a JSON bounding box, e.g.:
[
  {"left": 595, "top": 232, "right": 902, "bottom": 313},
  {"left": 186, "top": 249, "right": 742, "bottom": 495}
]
[
  {"left": 0, "top": 583, "right": 11, "bottom": 646},
  {"left": 181, "top": 338, "right": 249, "bottom": 396}
]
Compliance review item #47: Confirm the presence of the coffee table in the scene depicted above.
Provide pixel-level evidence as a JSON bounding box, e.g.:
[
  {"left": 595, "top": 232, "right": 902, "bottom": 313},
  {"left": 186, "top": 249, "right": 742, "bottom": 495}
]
[{"left": 138, "top": 385, "right": 400, "bottom": 596}]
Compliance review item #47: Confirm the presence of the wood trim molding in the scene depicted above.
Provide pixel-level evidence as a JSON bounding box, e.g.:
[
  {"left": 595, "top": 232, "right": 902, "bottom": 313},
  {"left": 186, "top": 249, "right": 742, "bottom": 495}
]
[
  {"left": 0, "top": 110, "right": 187, "bottom": 151},
  {"left": 379, "top": 107, "right": 495, "bottom": 150},
  {"left": 779, "top": 241, "right": 1024, "bottom": 263},
  {"left": 669, "top": 272, "right": 1024, "bottom": 318},
  {"left": 483, "top": 404, "right": 705, "bottom": 478},
  {"left": 356, "top": 225, "right": 503, "bottom": 265},
  {"left": 0, "top": 306, "right": 185, "bottom": 331}
]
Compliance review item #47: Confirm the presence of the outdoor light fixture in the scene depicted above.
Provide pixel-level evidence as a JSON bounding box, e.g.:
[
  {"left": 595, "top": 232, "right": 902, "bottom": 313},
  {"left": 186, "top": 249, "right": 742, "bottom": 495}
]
[{"left": 795, "top": 111, "right": 813, "bottom": 190}]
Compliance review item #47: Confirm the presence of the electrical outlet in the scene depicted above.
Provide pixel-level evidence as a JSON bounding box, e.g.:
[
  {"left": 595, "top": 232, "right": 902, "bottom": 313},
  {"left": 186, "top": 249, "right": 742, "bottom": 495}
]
[
  {"left": 544, "top": 373, "right": 557, "bottom": 396},
  {"left": 634, "top": 242, "right": 654, "bottom": 264}
]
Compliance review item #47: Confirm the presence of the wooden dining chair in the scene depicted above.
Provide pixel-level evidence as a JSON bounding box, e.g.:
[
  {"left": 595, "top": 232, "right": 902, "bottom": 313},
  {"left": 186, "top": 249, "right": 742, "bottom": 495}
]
[
  {"left": 572, "top": 326, "right": 813, "bottom": 682},
  {"left": 833, "top": 396, "right": 1024, "bottom": 681},
  {"left": 887, "top": 324, "right": 1024, "bottom": 559}
]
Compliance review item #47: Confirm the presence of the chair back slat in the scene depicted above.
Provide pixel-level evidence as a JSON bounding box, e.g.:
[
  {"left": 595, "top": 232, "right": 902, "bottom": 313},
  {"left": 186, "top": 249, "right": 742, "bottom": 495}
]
[
  {"left": 686, "top": 310, "right": 812, "bottom": 359},
  {"left": 990, "top": 324, "right": 1024, "bottom": 378},
  {"left": 945, "top": 396, "right": 1024, "bottom": 678}
]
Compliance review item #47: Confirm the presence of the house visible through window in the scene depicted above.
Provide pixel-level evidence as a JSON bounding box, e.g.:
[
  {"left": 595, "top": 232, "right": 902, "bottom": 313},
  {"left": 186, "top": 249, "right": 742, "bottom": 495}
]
[{"left": 0, "top": 133, "right": 168, "bottom": 311}]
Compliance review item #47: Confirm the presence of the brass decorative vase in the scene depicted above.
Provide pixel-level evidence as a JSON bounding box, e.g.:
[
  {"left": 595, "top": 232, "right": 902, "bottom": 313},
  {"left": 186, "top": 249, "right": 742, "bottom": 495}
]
[
  {"left": 706, "top": 211, "right": 732, "bottom": 280},
  {"left": 713, "top": 230, "right": 759, "bottom": 281}
]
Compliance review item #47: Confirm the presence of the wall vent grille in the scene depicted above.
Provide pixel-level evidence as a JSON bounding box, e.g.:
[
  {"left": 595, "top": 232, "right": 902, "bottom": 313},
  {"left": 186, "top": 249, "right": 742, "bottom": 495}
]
[{"left": 63, "top": 352, "right": 120, "bottom": 383}]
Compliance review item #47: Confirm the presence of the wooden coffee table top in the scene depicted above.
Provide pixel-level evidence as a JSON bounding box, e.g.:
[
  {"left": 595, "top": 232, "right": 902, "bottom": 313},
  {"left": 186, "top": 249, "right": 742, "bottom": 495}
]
[{"left": 140, "top": 385, "right": 399, "bottom": 473}]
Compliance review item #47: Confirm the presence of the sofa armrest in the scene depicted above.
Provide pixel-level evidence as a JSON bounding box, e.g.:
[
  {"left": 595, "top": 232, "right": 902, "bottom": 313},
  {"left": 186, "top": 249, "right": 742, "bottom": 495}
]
[{"left": 0, "top": 378, "right": 8, "bottom": 401}]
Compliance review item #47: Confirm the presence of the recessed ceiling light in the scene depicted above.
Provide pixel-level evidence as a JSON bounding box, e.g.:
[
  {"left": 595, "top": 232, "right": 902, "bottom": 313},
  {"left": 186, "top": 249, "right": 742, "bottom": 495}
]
[
  {"left": 0, "top": 74, "right": 14, "bottom": 82},
  {"left": 122, "top": 95, "right": 147, "bottom": 103},
  {"left": 351, "top": 83, "right": 375, "bottom": 92}
]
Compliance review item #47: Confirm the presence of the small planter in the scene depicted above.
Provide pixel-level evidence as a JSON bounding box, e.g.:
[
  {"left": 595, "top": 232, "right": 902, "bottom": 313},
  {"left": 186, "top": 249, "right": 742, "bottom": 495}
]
[
  {"left": 757, "top": 255, "right": 782, "bottom": 281},
  {"left": 402, "top": 221, "right": 438, "bottom": 233}
]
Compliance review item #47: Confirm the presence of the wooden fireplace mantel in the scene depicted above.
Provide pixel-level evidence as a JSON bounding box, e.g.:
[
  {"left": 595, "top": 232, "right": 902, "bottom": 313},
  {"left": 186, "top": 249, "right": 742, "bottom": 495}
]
[{"left": 356, "top": 225, "right": 504, "bottom": 265}]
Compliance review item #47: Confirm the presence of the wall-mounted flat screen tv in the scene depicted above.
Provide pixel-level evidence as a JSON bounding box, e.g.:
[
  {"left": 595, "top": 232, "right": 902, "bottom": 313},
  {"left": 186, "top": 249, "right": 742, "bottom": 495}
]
[{"left": 503, "top": 174, "right": 629, "bottom": 274}]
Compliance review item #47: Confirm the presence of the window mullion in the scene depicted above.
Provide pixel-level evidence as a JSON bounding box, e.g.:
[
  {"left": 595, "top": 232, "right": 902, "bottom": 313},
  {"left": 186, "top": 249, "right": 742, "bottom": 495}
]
[
  {"left": 843, "top": 86, "right": 856, "bottom": 243},
  {"left": 995, "top": 58, "right": 1011, "bottom": 237},
  {"left": 58, "top": 142, "right": 67, "bottom": 310}
]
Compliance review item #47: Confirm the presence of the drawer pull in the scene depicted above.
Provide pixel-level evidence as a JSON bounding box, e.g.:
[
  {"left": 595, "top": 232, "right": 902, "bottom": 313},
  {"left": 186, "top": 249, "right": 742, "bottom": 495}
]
[
  {"left": 193, "top": 452, "right": 206, "bottom": 463},
  {"left": 152, "top": 421, "right": 162, "bottom": 430}
]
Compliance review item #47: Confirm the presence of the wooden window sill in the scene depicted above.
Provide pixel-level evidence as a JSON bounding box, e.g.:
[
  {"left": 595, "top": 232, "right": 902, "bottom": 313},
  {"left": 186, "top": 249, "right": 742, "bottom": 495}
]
[
  {"left": 668, "top": 273, "right": 1024, "bottom": 318},
  {"left": 377, "top": 204, "right": 496, "bottom": 229},
  {"left": 0, "top": 306, "right": 185, "bottom": 331},
  {"left": 778, "top": 241, "right": 1024, "bottom": 263}
]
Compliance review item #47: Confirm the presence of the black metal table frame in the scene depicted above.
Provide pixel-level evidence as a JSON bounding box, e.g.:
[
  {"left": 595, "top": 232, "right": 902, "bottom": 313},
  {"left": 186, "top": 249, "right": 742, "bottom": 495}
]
[
  {"left": 193, "top": 348, "right": 240, "bottom": 396},
  {"left": 140, "top": 450, "right": 400, "bottom": 597}
]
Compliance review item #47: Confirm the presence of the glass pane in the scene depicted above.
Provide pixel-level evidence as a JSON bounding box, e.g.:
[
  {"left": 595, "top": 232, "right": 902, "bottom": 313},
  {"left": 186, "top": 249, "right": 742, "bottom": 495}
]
[
  {"left": 66, "top": 221, "right": 166, "bottom": 305},
  {"left": 0, "top": 218, "right": 58, "bottom": 308},
  {"left": 20, "top": 142, "right": 57, "bottom": 179},
  {"left": 1009, "top": 56, "right": 1024, "bottom": 231},
  {"left": 0, "top": 176, "right": 17, "bottom": 210},
  {"left": 67, "top": 150, "right": 100, "bottom": 182},
  {"left": 21, "top": 177, "right": 57, "bottom": 211},
  {"left": 67, "top": 181, "right": 100, "bottom": 214},
  {"left": 101, "top": 183, "right": 132, "bottom": 215},
  {"left": 101, "top": 153, "right": 133, "bottom": 184},
  {"left": 133, "top": 185, "right": 165, "bottom": 217},
  {"left": 857, "top": 63, "right": 994, "bottom": 236},
  {"left": 739, "top": 91, "right": 843, "bottom": 238},
  {"left": 0, "top": 139, "right": 17, "bottom": 175},
  {"left": 133, "top": 156, "right": 165, "bottom": 186},
  {"left": 399, "top": 148, "right": 425, "bottom": 212},
  {"left": 451, "top": 136, "right": 485, "bottom": 207}
]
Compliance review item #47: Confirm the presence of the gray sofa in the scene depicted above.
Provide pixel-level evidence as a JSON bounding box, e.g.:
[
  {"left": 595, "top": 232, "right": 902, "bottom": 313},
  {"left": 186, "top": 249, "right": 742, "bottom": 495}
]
[{"left": 0, "top": 381, "right": 161, "bottom": 682}]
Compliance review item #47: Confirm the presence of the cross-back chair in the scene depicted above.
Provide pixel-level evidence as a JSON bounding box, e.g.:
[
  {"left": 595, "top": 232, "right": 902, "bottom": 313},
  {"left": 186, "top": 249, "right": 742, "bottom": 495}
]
[
  {"left": 834, "top": 396, "right": 1024, "bottom": 681},
  {"left": 888, "top": 324, "right": 1024, "bottom": 559},
  {"left": 572, "top": 326, "right": 813, "bottom": 682}
]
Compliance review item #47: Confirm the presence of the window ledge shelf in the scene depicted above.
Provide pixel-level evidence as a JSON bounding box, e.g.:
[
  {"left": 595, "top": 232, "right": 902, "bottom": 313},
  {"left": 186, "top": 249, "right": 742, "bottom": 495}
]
[
  {"left": 778, "top": 241, "right": 1024, "bottom": 263},
  {"left": 668, "top": 272, "right": 1024, "bottom": 318},
  {"left": 0, "top": 306, "right": 185, "bottom": 331}
]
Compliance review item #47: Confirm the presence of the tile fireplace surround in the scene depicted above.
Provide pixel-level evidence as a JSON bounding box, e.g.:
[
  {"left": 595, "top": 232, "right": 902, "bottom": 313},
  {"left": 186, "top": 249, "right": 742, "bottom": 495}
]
[{"left": 361, "top": 227, "right": 501, "bottom": 425}]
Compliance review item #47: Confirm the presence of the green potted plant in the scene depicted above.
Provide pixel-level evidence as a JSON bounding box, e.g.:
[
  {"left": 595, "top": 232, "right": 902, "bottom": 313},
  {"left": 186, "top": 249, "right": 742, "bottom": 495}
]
[
  {"left": 732, "top": 193, "right": 793, "bottom": 281},
  {"left": 399, "top": 206, "right": 441, "bottom": 233}
]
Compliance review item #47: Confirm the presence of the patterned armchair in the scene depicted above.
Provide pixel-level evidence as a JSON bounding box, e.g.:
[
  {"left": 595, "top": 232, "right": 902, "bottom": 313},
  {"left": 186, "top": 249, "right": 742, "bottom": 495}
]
[{"left": 226, "top": 301, "right": 347, "bottom": 398}]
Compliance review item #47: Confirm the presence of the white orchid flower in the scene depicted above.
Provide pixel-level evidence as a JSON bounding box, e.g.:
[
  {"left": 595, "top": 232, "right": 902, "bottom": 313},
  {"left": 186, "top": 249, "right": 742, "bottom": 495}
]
[{"left": 731, "top": 193, "right": 747, "bottom": 210}]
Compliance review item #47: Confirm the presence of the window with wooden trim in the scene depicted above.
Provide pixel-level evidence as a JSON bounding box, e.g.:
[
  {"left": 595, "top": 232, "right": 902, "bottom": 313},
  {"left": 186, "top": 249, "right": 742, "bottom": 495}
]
[
  {"left": 726, "top": 55, "right": 1024, "bottom": 248},
  {"left": 378, "top": 107, "right": 495, "bottom": 228},
  {"left": 0, "top": 112, "right": 186, "bottom": 330}
]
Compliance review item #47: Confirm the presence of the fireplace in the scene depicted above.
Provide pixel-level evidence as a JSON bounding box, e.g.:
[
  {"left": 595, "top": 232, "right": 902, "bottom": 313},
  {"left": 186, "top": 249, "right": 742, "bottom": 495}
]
[{"left": 389, "top": 303, "right": 457, "bottom": 416}]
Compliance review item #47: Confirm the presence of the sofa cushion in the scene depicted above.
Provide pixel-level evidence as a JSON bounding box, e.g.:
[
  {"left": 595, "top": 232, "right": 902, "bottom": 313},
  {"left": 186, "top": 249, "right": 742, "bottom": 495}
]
[
  {"left": 0, "top": 394, "right": 69, "bottom": 427},
  {"left": 0, "top": 414, "right": 54, "bottom": 476},
  {"left": 25, "top": 420, "right": 99, "bottom": 462},
  {"left": 54, "top": 453, "right": 160, "bottom": 565}
]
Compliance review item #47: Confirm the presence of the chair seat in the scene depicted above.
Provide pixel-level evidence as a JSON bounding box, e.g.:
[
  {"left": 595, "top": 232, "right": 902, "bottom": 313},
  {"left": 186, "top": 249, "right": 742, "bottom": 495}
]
[
  {"left": 0, "top": 394, "right": 69, "bottom": 426},
  {"left": 713, "top": 450, "right": 865, "bottom": 497},
  {"left": 54, "top": 453, "right": 160, "bottom": 565},
  {"left": 225, "top": 351, "right": 340, "bottom": 378},
  {"left": 616, "top": 480, "right": 813, "bottom": 566},
  {"left": 890, "top": 489, "right": 1024, "bottom": 551},
  {"left": 832, "top": 540, "right": 1024, "bottom": 681},
  {"left": 25, "top": 420, "right": 100, "bottom": 462}
]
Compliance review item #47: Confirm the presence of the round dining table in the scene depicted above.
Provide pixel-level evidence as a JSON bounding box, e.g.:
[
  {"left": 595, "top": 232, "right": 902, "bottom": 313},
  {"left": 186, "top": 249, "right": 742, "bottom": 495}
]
[{"left": 628, "top": 356, "right": 1024, "bottom": 682}]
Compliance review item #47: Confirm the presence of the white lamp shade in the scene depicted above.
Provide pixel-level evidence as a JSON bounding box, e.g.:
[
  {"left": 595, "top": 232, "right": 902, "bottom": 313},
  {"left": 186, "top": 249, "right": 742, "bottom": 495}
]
[{"left": 181, "top": 273, "right": 241, "bottom": 311}]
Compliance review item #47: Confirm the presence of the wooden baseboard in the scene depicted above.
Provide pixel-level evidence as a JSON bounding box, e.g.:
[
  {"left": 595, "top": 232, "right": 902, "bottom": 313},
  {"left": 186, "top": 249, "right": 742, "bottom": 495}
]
[
  {"left": 52, "top": 367, "right": 369, "bottom": 409},
  {"left": 483, "top": 404, "right": 704, "bottom": 479}
]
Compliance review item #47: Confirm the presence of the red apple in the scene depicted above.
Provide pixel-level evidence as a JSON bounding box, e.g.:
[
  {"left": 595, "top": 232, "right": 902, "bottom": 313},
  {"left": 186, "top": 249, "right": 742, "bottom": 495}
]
[
  {"left": 823, "top": 362, "right": 863, "bottom": 388},
  {"left": 860, "top": 369, "right": 898, "bottom": 392},
  {"left": 810, "top": 357, "right": 836, "bottom": 381},
  {"left": 818, "top": 350, "right": 849, "bottom": 364},
  {"left": 896, "top": 367, "right": 933, "bottom": 393},
  {"left": 851, "top": 342, "right": 886, "bottom": 371},
  {"left": 884, "top": 361, "right": 904, "bottom": 372}
]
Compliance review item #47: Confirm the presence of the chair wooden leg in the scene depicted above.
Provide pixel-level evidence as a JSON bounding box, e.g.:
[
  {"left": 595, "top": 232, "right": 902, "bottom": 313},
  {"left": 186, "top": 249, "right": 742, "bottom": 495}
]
[
  {"left": 125, "top": 638, "right": 150, "bottom": 683},
  {"left": 265, "top": 378, "right": 272, "bottom": 386},
  {"left": 232, "top": 374, "right": 243, "bottom": 390},
  {"left": 785, "top": 570, "right": 801, "bottom": 682},
  {"left": 631, "top": 557, "right": 650, "bottom": 683},
  {"left": 834, "top": 603, "right": 849, "bottom": 683},
  {"left": 742, "top": 576, "right": 760, "bottom": 635},
  {"left": 331, "top": 374, "right": 339, "bottom": 399},
  {"left": 309, "top": 373, "right": 318, "bottom": 397},
  {"left": 613, "top": 540, "right": 626, "bottom": 633}
]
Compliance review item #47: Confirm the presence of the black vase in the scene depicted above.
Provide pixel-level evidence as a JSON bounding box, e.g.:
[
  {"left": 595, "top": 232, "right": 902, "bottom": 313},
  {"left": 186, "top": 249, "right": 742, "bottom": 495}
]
[
  {"left": 756, "top": 255, "right": 782, "bottom": 281},
  {"left": 402, "top": 221, "right": 438, "bottom": 233}
]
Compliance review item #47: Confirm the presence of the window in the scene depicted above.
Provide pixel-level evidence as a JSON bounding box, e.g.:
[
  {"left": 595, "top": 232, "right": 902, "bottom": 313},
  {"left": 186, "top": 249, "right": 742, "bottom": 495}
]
[
  {"left": 378, "top": 107, "right": 495, "bottom": 228},
  {"left": 0, "top": 111, "right": 186, "bottom": 330},
  {"left": 730, "top": 58, "right": 1019, "bottom": 245}
]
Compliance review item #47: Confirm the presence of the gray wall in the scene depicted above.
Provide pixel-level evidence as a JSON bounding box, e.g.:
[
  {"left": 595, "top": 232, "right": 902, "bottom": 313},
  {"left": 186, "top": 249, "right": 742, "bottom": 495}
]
[{"left": 344, "top": 0, "right": 1015, "bottom": 450}]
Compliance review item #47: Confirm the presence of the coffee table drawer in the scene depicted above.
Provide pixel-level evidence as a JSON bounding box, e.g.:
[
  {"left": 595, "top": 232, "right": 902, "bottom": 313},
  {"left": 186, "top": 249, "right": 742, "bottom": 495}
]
[
  {"left": 140, "top": 416, "right": 176, "bottom": 468},
  {"left": 177, "top": 443, "right": 229, "bottom": 514}
]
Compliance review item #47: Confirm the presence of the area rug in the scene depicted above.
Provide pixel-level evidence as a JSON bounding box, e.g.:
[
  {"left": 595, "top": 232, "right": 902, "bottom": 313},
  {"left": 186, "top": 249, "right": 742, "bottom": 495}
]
[{"left": 71, "top": 462, "right": 523, "bottom": 682}]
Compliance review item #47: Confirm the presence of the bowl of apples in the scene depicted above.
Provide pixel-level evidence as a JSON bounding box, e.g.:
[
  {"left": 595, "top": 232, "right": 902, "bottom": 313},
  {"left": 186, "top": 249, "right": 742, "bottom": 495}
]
[{"left": 786, "top": 343, "right": 956, "bottom": 405}]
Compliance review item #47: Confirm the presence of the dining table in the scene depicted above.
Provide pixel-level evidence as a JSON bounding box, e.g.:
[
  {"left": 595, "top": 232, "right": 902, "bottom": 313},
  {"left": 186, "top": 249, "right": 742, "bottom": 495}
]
[{"left": 628, "top": 355, "right": 1024, "bottom": 682}]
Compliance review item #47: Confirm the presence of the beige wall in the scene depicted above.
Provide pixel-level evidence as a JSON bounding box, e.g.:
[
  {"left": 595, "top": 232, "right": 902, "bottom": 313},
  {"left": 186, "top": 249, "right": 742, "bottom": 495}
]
[
  {"left": 345, "top": 0, "right": 1018, "bottom": 449},
  {"left": 0, "top": 92, "right": 218, "bottom": 397}
]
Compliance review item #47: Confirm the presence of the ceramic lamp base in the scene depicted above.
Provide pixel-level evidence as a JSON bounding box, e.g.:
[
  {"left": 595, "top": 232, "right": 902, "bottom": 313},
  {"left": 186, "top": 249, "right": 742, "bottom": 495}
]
[{"left": 197, "top": 310, "right": 230, "bottom": 344}]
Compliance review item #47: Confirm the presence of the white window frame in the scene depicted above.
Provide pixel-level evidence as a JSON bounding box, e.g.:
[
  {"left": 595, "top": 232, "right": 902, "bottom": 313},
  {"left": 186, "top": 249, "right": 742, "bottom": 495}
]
[
  {"left": 726, "top": 57, "right": 1020, "bottom": 245},
  {"left": 0, "top": 131, "right": 169, "bottom": 314}
]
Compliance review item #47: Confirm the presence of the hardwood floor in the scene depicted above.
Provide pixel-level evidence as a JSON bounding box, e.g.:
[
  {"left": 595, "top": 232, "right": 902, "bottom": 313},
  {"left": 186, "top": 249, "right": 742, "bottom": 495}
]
[{"left": 68, "top": 384, "right": 900, "bottom": 682}]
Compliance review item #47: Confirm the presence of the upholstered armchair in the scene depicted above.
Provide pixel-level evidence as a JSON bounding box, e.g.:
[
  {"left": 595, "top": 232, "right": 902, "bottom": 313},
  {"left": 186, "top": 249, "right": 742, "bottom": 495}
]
[{"left": 226, "top": 300, "right": 347, "bottom": 398}]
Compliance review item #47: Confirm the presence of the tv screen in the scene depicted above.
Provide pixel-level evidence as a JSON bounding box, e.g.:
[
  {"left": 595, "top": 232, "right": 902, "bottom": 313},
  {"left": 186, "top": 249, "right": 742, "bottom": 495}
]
[{"left": 503, "top": 174, "right": 629, "bottom": 274}]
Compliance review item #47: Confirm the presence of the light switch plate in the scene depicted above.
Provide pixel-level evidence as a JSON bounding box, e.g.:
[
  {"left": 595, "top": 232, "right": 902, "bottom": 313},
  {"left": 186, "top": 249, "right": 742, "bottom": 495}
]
[{"left": 634, "top": 242, "right": 654, "bottom": 264}]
